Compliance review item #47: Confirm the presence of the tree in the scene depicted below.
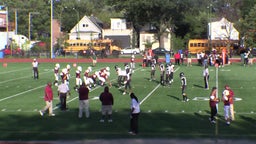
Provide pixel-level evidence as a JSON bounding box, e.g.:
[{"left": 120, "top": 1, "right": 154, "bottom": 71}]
[{"left": 242, "top": 4, "right": 256, "bottom": 48}]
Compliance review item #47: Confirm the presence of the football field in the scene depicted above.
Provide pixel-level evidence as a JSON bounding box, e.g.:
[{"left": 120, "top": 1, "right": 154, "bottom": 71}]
[{"left": 0, "top": 60, "right": 256, "bottom": 141}]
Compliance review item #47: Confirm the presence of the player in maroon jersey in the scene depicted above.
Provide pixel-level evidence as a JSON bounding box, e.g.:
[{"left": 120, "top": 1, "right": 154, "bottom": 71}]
[{"left": 209, "top": 87, "right": 219, "bottom": 123}]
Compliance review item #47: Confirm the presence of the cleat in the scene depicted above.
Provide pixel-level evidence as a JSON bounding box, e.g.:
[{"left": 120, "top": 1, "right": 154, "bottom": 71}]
[{"left": 39, "top": 110, "right": 44, "bottom": 116}]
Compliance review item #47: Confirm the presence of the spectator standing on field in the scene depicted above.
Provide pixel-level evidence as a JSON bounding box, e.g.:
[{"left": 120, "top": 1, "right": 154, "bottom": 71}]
[
  {"left": 174, "top": 52, "right": 180, "bottom": 65},
  {"left": 99, "top": 86, "right": 114, "bottom": 122},
  {"left": 203, "top": 65, "right": 209, "bottom": 90},
  {"left": 58, "top": 80, "right": 70, "bottom": 111},
  {"left": 187, "top": 52, "right": 192, "bottom": 66},
  {"left": 91, "top": 51, "right": 97, "bottom": 67},
  {"left": 129, "top": 93, "right": 140, "bottom": 135},
  {"left": 222, "top": 85, "right": 231, "bottom": 125},
  {"left": 39, "top": 82, "right": 55, "bottom": 116},
  {"left": 209, "top": 87, "right": 219, "bottom": 123},
  {"left": 78, "top": 82, "right": 90, "bottom": 118},
  {"left": 32, "top": 58, "right": 39, "bottom": 79},
  {"left": 226, "top": 85, "right": 235, "bottom": 121}
]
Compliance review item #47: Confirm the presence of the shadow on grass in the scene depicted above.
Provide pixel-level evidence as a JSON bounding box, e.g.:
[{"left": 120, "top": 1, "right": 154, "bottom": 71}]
[
  {"left": 193, "top": 84, "right": 204, "bottom": 88},
  {"left": 1, "top": 109, "right": 256, "bottom": 141},
  {"left": 167, "top": 95, "right": 180, "bottom": 101}
]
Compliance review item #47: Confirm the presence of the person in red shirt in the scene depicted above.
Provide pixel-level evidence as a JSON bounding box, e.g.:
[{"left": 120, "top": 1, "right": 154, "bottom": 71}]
[
  {"left": 174, "top": 52, "right": 180, "bottom": 65},
  {"left": 39, "top": 82, "right": 55, "bottom": 116},
  {"left": 99, "top": 86, "right": 114, "bottom": 122},
  {"left": 226, "top": 85, "right": 235, "bottom": 121}
]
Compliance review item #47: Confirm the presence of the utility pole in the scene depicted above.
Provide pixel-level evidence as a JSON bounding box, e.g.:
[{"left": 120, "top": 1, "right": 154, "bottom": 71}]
[{"left": 28, "top": 12, "right": 39, "bottom": 41}]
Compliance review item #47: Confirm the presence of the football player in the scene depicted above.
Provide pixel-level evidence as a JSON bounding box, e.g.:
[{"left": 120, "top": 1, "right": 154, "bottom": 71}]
[
  {"left": 150, "top": 63, "right": 156, "bottom": 81},
  {"left": 159, "top": 63, "right": 165, "bottom": 86},
  {"left": 169, "top": 64, "right": 174, "bottom": 84},
  {"left": 83, "top": 67, "right": 95, "bottom": 89},
  {"left": 180, "top": 72, "right": 188, "bottom": 102},
  {"left": 165, "top": 64, "right": 171, "bottom": 85},
  {"left": 60, "top": 68, "right": 69, "bottom": 85},
  {"left": 66, "top": 64, "right": 71, "bottom": 84},
  {"left": 123, "top": 64, "right": 132, "bottom": 95},
  {"left": 115, "top": 65, "right": 126, "bottom": 88},
  {"left": 130, "top": 54, "right": 135, "bottom": 73},
  {"left": 54, "top": 63, "right": 60, "bottom": 86},
  {"left": 74, "top": 66, "right": 82, "bottom": 91}
]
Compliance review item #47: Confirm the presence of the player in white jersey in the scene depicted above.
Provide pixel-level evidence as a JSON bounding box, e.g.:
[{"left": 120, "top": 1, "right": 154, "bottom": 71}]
[
  {"left": 115, "top": 65, "right": 127, "bottom": 88},
  {"left": 169, "top": 65, "right": 174, "bottom": 84},
  {"left": 83, "top": 67, "right": 95, "bottom": 89},
  {"left": 130, "top": 54, "right": 135, "bottom": 73},
  {"left": 74, "top": 66, "right": 82, "bottom": 91},
  {"left": 159, "top": 63, "right": 165, "bottom": 86},
  {"left": 54, "top": 63, "right": 60, "bottom": 86}
]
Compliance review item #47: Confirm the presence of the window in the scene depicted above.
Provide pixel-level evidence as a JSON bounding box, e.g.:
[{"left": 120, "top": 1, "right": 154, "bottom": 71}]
[
  {"left": 221, "top": 25, "right": 226, "bottom": 29},
  {"left": 82, "top": 24, "right": 88, "bottom": 27}
]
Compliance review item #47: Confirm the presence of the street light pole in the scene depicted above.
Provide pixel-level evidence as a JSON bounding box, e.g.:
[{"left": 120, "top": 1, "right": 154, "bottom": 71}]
[
  {"left": 28, "top": 12, "right": 39, "bottom": 41},
  {"left": 72, "top": 8, "right": 80, "bottom": 39},
  {"left": 207, "top": 3, "right": 212, "bottom": 50},
  {"left": 51, "top": 0, "right": 53, "bottom": 59}
]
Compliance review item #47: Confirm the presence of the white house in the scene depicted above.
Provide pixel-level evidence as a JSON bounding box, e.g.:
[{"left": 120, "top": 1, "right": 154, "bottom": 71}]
[
  {"left": 69, "top": 15, "right": 102, "bottom": 40},
  {"left": 103, "top": 18, "right": 133, "bottom": 49},
  {"left": 209, "top": 17, "right": 239, "bottom": 40},
  {"left": 139, "top": 24, "right": 171, "bottom": 51}
]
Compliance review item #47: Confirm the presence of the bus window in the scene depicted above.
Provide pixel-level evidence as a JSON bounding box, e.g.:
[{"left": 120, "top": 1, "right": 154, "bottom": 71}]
[
  {"left": 190, "top": 43, "right": 193, "bottom": 47},
  {"left": 80, "top": 43, "right": 83, "bottom": 46}
]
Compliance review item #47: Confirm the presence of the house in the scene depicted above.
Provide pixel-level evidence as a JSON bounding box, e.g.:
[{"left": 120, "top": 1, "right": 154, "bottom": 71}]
[
  {"left": 139, "top": 24, "right": 171, "bottom": 52},
  {"left": 208, "top": 17, "right": 239, "bottom": 40},
  {"left": 69, "top": 16, "right": 133, "bottom": 49},
  {"left": 69, "top": 15, "right": 102, "bottom": 40},
  {"left": 103, "top": 18, "right": 133, "bottom": 49}
]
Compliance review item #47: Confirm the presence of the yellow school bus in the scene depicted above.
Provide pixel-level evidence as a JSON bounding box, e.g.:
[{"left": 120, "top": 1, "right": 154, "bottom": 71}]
[
  {"left": 64, "top": 39, "right": 121, "bottom": 55},
  {"left": 188, "top": 39, "right": 239, "bottom": 54}
]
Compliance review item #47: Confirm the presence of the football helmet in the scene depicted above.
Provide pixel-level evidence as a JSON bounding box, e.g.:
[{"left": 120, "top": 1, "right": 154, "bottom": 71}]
[
  {"left": 180, "top": 72, "right": 184, "bottom": 77},
  {"left": 55, "top": 63, "right": 60, "bottom": 68},
  {"left": 66, "top": 64, "right": 71, "bottom": 69},
  {"left": 77, "top": 66, "right": 82, "bottom": 72}
]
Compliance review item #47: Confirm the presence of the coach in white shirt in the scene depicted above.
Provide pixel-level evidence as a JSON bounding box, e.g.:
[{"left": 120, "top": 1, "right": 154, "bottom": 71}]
[{"left": 58, "top": 80, "right": 70, "bottom": 111}]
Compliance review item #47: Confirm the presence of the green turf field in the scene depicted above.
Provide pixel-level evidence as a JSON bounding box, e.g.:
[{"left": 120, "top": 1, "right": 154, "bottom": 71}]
[{"left": 0, "top": 61, "right": 256, "bottom": 141}]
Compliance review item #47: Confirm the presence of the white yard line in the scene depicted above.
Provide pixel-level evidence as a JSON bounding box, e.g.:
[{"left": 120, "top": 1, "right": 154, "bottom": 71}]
[
  {"left": 0, "top": 85, "right": 45, "bottom": 102},
  {"left": 0, "top": 69, "right": 52, "bottom": 84},
  {"left": 140, "top": 67, "right": 180, "bottom": 105},
  {"left": 0, "top": 67, "right": 31, "bottom": 75}
]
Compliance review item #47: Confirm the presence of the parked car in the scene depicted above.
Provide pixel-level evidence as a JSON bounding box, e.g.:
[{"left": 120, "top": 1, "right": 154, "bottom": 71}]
[
  {"left": 120, "top": 47, "right": 140, "bottom": 55},
  {"left": 152, "top": 47, "right": 170, "bottom": 56}
]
